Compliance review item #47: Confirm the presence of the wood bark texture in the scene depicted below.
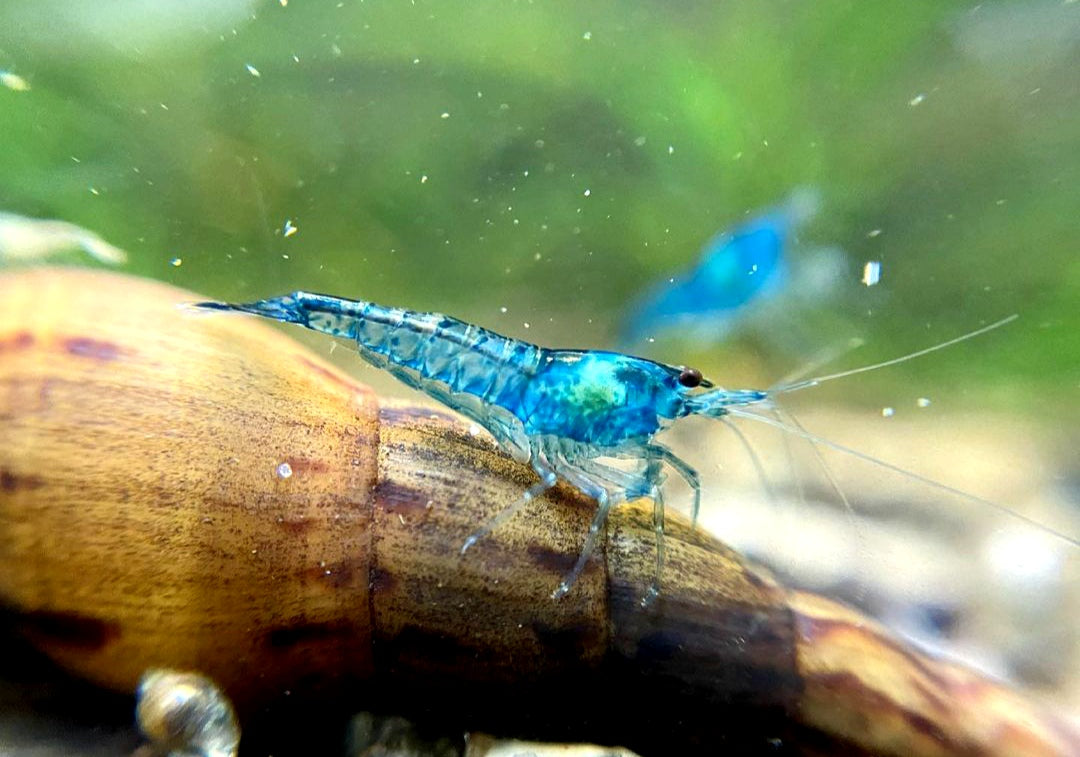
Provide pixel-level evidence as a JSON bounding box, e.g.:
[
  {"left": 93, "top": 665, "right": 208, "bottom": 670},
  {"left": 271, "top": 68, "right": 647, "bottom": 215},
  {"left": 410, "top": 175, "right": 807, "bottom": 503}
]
[{"left": 0, "top": 267, "right": 1074, "bottom": 756}]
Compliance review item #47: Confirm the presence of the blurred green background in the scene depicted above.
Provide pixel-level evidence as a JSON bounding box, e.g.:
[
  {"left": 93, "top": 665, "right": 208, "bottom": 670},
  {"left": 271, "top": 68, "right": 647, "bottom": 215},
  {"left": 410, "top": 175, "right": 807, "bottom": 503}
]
[{"left": 0, "top": 0, "right": 1077, "bottom": 417}]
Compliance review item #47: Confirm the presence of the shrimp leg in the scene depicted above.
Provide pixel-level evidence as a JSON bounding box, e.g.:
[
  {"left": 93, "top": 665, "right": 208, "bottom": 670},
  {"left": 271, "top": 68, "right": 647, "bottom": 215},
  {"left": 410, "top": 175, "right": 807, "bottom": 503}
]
[
  {"left": 645, "top": 443, "right": 701, "bottom": 528},
  {"left": 549, "top": 455, "right": 619, "bottom": 600},
  {"left": 557, "top": 450, "right": 669, "bottom": 604},
  {"left": 643, "top": 476, "right": 665, "bottom": 607},
  {"left": 460, "top": 440, "right": 557, "bottom": 554}
]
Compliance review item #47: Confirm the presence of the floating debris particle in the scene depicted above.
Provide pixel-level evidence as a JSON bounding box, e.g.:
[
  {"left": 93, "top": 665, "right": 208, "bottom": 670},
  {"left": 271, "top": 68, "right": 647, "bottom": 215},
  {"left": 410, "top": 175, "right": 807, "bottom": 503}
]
[
  {"left": 245, "top": 63, "right": 260, "bottom": 77},
  {"left": 276, "top": 462, "right": 293, "bottom": 479},
  {"left": 282, "top": 218, "right": 298, "bottom": 237},
  {"left": 170, "top": 257, "right": 183, "bottom": 267},
  {"left": 582, "top": 31, "right": 592, "bottom": 40},
  {"left": 867, "top": 228, "right": 883, "bottom": 238},
  {"left": 881, "top": 407, "right": 895, "bottom": 418},
  {"left": 0, "top": 71, "right": 30, "bottom": 91},
  {"left": 861, "top": 260, "right": 882, "bottom": 286},
  {"left": 916, "top": 397, "right": 932, "bottom": 408},
  {"left": 909, "top": 93, "right": 926, "bottom": 106}
]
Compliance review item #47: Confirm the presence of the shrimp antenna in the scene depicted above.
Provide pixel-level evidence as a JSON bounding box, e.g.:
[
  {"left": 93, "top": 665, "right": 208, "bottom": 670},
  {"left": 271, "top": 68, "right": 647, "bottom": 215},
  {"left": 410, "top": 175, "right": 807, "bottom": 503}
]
[
  {"left": 725, "top": 406, "right": 1080, "bottom": 548},
  {"left": 770, "top": 314, "right": 1018, "bottom": 395}
]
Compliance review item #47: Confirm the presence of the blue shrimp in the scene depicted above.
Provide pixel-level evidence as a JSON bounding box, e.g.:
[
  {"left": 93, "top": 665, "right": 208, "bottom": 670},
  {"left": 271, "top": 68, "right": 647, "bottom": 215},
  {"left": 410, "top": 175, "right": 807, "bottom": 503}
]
[
  {"left": 195, "top": 294, "right": 1079, "bottom": 602},
  {"left": 619, "top": 188, "right": 846, "bottom": 350}
]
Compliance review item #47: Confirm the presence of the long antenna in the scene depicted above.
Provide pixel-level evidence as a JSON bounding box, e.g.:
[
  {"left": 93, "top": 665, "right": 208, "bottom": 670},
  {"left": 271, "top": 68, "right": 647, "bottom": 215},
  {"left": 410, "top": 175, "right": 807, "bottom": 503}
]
[
  {"left": 726, "top": 406, "right": 1080, "bottom": 548},
  {"left": 771, "top": 314, "right": 1019, "bottom": 395}
]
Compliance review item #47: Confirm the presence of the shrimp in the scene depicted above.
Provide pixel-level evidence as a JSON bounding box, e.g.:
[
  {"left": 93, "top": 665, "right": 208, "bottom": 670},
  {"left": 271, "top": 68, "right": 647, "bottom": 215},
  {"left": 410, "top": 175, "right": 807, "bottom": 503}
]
[
  {"left": 619, "top": 187, "right": 845, "bottom": 351},
  {"left": 195, "top": 293, "right": 1079, "bottom": 602}
]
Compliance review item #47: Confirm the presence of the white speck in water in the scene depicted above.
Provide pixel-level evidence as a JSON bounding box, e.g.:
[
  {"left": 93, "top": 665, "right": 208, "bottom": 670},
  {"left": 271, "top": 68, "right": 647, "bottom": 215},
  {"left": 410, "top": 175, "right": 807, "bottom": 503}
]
[
  {"left": 583, "top": 188, "right": 591, "bottom": 197},
  {"left": 647, "top": 337, "right": 655, "bottom": 343},
  {"left": 909, "top": 93, "right": 926, "bottom": 106},
  {"left": 500, "top": 306, "right": 508, "bottom": 313},
  {"left": 534, "top": 252, "right": 542, "bottom": 261},
  {"left": 667, "top": 145, "right": 675, "bottom": 155},
  {"left": 276, "top": 462, "right": 293, "bottom": 479},
  {"left": 283, "top": 218, "right": 298, "bottom": 237},
  {"left": 420, "top": 175, "right": 428, "bottom": 184},
  {"left": 89, "top": 186, "right": 100, "bottom": 195},
  {"left": 582, "top": 31, "right": 592, "bottom": 40},
  {"left": 0, "top": 71, "right": 30, "bottom": 91},
  {"left": 917, "top": 397, "right": 932, "bottom": 408},
  {"left": 867, "top": 228, "right": 883, "bottom": 238},
  {"left": 330, "top": 43, "right": 343, "bottom": 57},
  {"left": 881, "top": 407, "right": 895, "bottom": 418},
  {"left": 861, "top": 260, "right": 882, "bottom": 286},
  {"left": 440, "top": 111, "right": 450, "bottom": 119},
  {"left": 634, "top": 136, "right": 646, "bottom": 147},
  {"left": 170, "top": 257, "right": 183, "bottom": 267},
  {"left": 280, "top": 0, "right": 287, "bottom": 5},
  {"left": 292, "top": 54, "right": 300, "bottom": 63},
  {"left": 523, "top": 322, "right": 531, "bottom": 329},
  {"left": 468, "top": 423, "right": 481, "bottom": 436},
  {"left": 245, "top": 64, "right": 261, "bottom": 77}
]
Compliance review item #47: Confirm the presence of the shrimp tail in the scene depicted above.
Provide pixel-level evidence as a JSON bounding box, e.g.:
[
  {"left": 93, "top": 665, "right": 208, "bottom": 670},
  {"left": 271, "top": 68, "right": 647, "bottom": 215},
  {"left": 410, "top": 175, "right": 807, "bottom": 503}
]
[{"left": 192, "top": 296, "right": 308, "bottom": 324}]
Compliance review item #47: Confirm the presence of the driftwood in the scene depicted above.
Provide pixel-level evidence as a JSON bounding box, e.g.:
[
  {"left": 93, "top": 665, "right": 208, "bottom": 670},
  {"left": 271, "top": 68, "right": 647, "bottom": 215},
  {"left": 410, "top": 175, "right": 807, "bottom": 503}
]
[{"left": 0, "top": 267, "right": 1075, "bottom": 756}]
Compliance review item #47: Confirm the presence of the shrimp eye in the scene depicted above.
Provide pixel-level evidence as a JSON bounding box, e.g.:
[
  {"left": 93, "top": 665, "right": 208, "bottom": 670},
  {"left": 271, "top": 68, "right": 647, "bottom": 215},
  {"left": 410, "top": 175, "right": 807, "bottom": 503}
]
[{"left": 678, "top": 367, "right": 703, "bottom": 388}]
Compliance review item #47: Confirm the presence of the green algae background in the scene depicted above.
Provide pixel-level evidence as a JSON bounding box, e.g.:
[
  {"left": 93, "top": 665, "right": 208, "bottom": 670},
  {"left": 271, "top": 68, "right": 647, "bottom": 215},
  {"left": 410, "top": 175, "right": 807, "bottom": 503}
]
[{"left": 0, "top": 0, "right": 1077, "bottom": 416}]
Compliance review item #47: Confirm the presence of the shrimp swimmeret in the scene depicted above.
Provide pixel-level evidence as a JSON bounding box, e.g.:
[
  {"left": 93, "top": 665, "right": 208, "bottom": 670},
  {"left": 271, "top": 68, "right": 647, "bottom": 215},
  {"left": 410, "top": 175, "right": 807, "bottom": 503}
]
[{"left": 194, "top": 293, "right": 1078, "bottom": 602}]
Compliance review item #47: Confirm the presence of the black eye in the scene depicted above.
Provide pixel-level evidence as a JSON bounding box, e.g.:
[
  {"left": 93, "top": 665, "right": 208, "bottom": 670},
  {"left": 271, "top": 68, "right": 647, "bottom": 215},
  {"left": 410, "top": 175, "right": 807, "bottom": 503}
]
[{"left": 678, "top": 367, "right": 703, "bottom": 388}]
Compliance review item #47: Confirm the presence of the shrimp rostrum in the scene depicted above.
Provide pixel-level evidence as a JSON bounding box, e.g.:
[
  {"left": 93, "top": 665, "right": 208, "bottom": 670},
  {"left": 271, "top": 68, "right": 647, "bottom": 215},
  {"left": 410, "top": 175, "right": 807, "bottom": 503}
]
[{"left": 196, "top": 292, "right": 1075, "bottom": 602}]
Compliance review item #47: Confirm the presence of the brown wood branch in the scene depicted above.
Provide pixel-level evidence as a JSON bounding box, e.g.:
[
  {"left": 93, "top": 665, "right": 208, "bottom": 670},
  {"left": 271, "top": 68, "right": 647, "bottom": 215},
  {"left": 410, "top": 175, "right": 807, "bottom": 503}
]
[{"left": 0, "top": 267, "right": 1075, "bottom": 756}]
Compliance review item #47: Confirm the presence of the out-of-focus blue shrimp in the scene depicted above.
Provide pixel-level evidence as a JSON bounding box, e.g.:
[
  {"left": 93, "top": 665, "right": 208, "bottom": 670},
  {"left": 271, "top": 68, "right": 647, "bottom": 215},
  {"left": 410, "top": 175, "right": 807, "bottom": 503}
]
[
  {"left": 195, "top": 294, "right": 1077, "bottom": 602},
  {"left": 620, "top": 188, "right": 846, "bottom": 350}
]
